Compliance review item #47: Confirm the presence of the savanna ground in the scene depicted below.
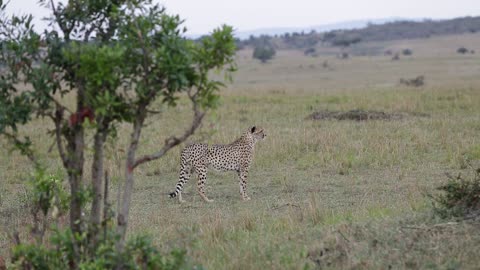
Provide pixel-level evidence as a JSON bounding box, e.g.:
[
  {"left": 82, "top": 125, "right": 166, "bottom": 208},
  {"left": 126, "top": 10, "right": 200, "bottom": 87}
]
[{"left": 2, "top": 33, "right": 480, "bottom": 269}]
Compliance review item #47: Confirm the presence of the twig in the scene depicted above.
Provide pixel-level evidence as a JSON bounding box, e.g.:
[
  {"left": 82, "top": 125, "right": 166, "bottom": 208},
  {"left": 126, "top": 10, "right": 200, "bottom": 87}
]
[
  {"left": 401, "top": 221, "right": 461, "bottom": 231},
  {"left": 47, "top": 139, "right": 56, "bottom": 153},
  {"left": 146, "top": 109, "right": 162, "bottom": 114},
  {"left": 400, "top": 225, "right": 427, "bottom": 230},
  {"left": 433, "top": 221, "right": 459, "bottom": 227},
  {"left": 51, "top": 105, "right": 68, "bottom": 167},
  {"left": 103, "top": 170, "right": 110, "bottom": 241},
  {"left": 11, "top": 231, "right": 21, "bottom": 246},
  {"left": 271, "top": 203, "right": 301, "bottom": 211},
  {"left": 336, "top": 230, "right": 350, "bottom": 243},
  {"left": 132, "top": 107, "right": 205, "bottom": 169}
]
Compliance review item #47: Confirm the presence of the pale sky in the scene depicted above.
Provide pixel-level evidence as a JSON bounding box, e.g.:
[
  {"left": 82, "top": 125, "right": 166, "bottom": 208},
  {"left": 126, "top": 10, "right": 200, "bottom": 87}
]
[{"left": 4, "top": 0, "right": 480, "bottom": 36}]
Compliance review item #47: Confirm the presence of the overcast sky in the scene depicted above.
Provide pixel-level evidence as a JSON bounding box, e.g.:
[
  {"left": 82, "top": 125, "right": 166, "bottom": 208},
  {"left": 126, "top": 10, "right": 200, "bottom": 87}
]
[{"left": 4, "top": 0, "right": 480, "bottom": 35}]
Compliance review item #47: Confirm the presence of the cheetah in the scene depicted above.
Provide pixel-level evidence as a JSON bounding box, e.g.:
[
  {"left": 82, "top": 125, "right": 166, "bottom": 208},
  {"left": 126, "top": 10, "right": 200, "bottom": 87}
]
[{"left": 169, "top": 126, "right": 266, "bottom": 202}]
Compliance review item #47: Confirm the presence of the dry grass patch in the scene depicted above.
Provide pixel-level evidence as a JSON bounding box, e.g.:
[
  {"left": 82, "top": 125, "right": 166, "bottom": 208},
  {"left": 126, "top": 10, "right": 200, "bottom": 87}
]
[{"left": 307, "top": 109, "right": 405, "bottom": 121}]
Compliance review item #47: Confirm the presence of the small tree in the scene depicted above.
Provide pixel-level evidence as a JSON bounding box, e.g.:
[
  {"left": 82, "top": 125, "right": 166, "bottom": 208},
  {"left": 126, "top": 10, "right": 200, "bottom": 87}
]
[
  {"left": 0, "top": 0, "right": 236, "bottom": 266},
  {"left": 331, "top": 34, "right": 361, "bottom": 47},
  {"left": 304, "top": 47, "right": 316, "bottom": 56},
  {"left": 253, "top": 38, "right": 276, "bottom": 63},
  {"left": 402, "top": 48, "right": 413, "bottom": 56},
  {"left": 457, "top": 47, "right": 469, "bottom": 54}
]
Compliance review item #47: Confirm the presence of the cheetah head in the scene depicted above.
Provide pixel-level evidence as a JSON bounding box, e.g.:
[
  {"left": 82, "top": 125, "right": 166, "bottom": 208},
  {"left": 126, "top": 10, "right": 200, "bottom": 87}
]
[{"left": 250, "top": 126, "right": 266, "bottom": 142}]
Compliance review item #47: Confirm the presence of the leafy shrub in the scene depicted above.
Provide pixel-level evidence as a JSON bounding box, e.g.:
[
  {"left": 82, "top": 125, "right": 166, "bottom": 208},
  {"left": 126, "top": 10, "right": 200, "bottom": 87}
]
[
  {"left": 253, "top": 43, "right": 276, "bottom": 63},
  {"left": 430, "top": 169, "right": 480, "bottom": 219},
  {"left": 399, "top": 75, "right": 425, "bottom": 87},
  {"left": 337, "top": 52, "right": 349, "bottom": 59},
  {"left": 11, "top": 228, "right": 188, "bottom": 269},
  {"left": 330, "top": 34, "right": 362, "bottom": 47},
  {"left": 9, "top": 168, "right": 191, "bottom": 269},
  {"left": 457, "top": 47, "right": 469, "bottom": 54},
  {"left": 402, "top": 48, "right": 413, "bottom": 56},
  {"left": 28, "top": 168, "right": 69, "bottom": 218},
  {"left": 304, "top": 47, "right": 316, "bottom": 56}
]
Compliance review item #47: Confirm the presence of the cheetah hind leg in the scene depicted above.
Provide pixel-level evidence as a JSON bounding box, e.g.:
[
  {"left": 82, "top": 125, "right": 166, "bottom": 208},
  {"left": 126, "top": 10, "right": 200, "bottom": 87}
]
[
  {"left": 169, "top": 161, "right": 191, "bottom": 203},
  {"left": 177, "top": 192, "right": 186, "bottom": 203},
  {"left": 197, "top": 166, "right": 214, "bottom": 202},
  {"left": 238, "top": 170, "right": 251, "bottom": 201}
]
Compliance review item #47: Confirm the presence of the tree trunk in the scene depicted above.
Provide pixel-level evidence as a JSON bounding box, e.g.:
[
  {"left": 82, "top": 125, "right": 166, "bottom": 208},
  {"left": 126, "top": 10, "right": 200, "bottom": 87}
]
[
  {"left": 116, "top": 111, "right": 146, "bottom": 249},
  {"left": 115, "top": 102, "right": 205, "bottom": 250},
  {"left": 63, "top": 83, "right": 86, "bottom": 269},
  {"left": 66, "top": 125, "right": 85, "bottom": 236},
  {"left": 90, "top": 122, "right": 108, "bottom": 240}
]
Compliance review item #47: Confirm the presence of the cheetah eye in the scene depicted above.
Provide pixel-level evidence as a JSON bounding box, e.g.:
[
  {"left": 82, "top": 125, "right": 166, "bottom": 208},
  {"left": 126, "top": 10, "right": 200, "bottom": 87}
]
[{"left": 251, "top": 126, "right": 256, "bottom": 133}]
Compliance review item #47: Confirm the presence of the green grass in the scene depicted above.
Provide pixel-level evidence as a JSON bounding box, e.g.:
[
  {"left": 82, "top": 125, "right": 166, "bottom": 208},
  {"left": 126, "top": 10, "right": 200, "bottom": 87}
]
[{"left": 2, "top": 34, "right": 480, "bottom": 269}]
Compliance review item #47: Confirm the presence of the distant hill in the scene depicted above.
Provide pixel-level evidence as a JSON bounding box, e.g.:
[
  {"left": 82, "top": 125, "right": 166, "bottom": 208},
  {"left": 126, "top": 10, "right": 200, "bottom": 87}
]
[
  {"left": 237, "top": 16, "right": 480, "bottom": 50},
  {"left": 323, "top": 16, "right": 480, "bottom": 44},
  {"left": 233, "top": 17, "right": 414, "bottom": 39}
]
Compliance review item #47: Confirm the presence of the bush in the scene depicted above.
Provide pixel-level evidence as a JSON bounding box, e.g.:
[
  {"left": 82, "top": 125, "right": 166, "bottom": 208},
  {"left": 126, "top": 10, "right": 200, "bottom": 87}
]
[
  {"left": 330, "top": 34, "right": 362, "bottom": 47},
  {"left": 9, "top": 168, "right": 192, "bottom": 269},
  {"left": 430, "top": 169, "right": 480, "bottom": 219},
  {"left": 399, "top": 75, "right": 425, "bottom": 87},
  {"left": 11, "top": 228, "right": 188, "bottom": 269},
  {"left": 253, "top": 43, "right": 276, "bottom": 63},
  {"left": 304, "top": 47, "right": 316, "bottom": 56},
  {"left": 457, "top": 47, "right": 469, "bottom": 54},
  {"left": 337, "top": 52, "right": 349, "bottom": 59},
  {"left": 402, "top": 48, "right": 413, "bottom": 55}
]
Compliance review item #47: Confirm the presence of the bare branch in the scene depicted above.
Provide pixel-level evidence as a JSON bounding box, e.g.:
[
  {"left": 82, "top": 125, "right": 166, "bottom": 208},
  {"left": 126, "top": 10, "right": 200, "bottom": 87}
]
[
  {"left": 84, "top": 12, "right": 106, "bottom": 42},
  {"left": 11, "top": 231, "right": 21, "bottom": 246},
  {"left": 49, "top": 0, "right": 75, "bottom": 40},
  {"left": 103, "top": 170, "right": 110, "bottom": 241},
  {"left": 52, "top": 104, "right": 68, "bottom": 167},
  {"left": 132, "top": 103, "right": 205, "bottom": 169},
  {"left": 134, "top": 21, "right": 158, "bottom": 105},
  {"left": 49, "top": 0, "right": 58, "bottom": 17},
  {"left": 146, "top": 109, "right": 162, "bottom": 115},
  {"left": 51, "top": 97, "right": 72, "bottom": 114}
]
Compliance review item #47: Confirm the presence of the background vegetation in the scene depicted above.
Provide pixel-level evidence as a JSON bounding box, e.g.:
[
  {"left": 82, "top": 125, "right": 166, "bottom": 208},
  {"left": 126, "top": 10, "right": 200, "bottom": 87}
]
[{"left": 238, "top": 16, "right": 480, "bottom": 51}]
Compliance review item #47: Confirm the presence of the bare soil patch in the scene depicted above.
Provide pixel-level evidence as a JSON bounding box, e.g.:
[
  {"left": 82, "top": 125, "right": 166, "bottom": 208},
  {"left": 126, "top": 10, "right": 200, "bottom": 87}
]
[
  {"left": 400, "top": 75, "right": 425, "bottom": 87},
  {"left": 307, "top": 109, "right": 406, "bottom": 121},
  {"left": 307, "top": 109, "right": 431, "bottom": 121}
]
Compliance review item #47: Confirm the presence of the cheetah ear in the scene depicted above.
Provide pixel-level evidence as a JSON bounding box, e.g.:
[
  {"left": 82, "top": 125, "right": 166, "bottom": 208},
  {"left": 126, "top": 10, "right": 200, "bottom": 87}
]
[{"left": 251, "top": 126, "right": 256, "bottom": 133}]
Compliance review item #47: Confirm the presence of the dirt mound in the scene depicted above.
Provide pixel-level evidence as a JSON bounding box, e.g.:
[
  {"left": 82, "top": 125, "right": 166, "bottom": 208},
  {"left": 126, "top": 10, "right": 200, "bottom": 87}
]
[
  {"left": 307, "top": 109, "right": 405, "bottom": 121},
  {"left": 399, "top": 75, "right": 425, "bottom": 87}
]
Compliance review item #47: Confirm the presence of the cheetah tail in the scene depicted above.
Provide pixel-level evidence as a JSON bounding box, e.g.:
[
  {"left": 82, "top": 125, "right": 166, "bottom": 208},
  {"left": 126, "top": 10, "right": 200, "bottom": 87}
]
[{"left": 169, "top": 192, "right": 177, "bottom": 198}]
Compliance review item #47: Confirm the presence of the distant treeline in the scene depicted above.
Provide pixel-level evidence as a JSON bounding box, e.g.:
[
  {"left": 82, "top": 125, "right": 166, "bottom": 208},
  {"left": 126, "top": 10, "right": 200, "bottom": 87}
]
[{"left": 236, "top": 16, "right": 480, "bottom": 50}]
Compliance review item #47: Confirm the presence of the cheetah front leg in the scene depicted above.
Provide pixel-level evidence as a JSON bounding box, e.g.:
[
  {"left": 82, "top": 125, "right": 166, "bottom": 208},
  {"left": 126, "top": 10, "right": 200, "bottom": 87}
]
[
  {"left": 238, "top": 169, "right": 251, "bottom": 201},
  {"left": 197, "top": 166, "right": 214, "bottom": 202}
]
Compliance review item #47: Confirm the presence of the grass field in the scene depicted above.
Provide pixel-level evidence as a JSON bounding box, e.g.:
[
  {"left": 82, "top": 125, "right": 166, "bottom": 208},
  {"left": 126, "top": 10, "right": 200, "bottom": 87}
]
[{"left": 2, "top": 33, "right": 480, "bottom": 269}]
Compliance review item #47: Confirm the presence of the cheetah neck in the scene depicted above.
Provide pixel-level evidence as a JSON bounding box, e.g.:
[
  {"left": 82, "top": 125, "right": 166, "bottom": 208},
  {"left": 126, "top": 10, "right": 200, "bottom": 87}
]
[{"left": 230, "top": 133, "right": 255, "bottom": 147}]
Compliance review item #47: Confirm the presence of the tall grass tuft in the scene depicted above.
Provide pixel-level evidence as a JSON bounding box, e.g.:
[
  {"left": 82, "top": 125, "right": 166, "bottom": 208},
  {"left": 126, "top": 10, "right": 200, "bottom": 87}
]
[{"left": 430, "top": 168, "right": 480, "bottom": 219}]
